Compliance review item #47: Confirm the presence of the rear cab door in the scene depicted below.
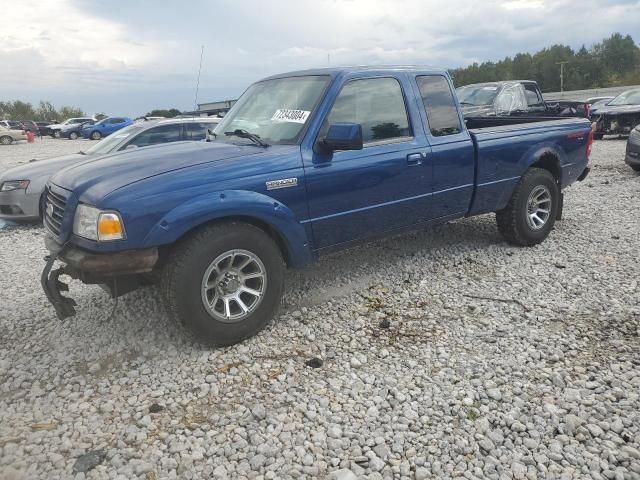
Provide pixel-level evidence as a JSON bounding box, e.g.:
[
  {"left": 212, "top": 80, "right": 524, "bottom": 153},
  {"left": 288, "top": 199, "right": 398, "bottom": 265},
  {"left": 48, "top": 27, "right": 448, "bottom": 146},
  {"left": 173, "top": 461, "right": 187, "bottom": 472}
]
[
  {"left": 411, "top": 73, "right": 475, "bottom": 219},
  {"left": 301, "top": 70, "right": 434, "bottom": 250}
]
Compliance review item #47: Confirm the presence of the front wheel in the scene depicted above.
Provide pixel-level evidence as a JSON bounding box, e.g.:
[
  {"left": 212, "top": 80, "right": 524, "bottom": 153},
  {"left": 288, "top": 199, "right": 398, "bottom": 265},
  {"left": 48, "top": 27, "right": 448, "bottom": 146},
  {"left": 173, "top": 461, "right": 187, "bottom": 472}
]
[
  {"left": 496, "top": 168, "right": 559, "bottom": 246},
  {"left": 161, "top": 222, "right": 285, "bottom": 346},
  {"left": 90, "top": 131, "right": 101, "bottom": 140},
  {"left": 631, "top": 164, "right": 640, "bottom": 172},
  {"left": 68, "top": 131, "right": 78, "bottom": 140},
  {"left": 0, "top": 136, "right": 13, "bottom": 145}
]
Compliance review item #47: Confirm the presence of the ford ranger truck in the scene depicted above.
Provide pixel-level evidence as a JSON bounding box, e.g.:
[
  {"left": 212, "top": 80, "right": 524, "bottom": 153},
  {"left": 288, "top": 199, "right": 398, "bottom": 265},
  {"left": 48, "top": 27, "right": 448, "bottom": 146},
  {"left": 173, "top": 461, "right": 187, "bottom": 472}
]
[{"left": 41, "top": 67, "right": 592, "bottom": 346}]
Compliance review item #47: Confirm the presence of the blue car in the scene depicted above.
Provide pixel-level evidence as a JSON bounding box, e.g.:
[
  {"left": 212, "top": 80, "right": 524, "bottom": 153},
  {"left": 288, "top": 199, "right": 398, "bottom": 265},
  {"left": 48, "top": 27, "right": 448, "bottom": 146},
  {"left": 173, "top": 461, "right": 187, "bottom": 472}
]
[{"left": 82, "top": 117, "right": 133, "bottom": 140}]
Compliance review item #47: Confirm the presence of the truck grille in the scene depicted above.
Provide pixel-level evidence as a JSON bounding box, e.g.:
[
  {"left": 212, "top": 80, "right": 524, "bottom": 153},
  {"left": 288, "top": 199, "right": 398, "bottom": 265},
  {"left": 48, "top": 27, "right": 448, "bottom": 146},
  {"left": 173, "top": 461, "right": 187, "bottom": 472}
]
[{"left": 43, "top": 187, "right": 68, "bottom": 237}]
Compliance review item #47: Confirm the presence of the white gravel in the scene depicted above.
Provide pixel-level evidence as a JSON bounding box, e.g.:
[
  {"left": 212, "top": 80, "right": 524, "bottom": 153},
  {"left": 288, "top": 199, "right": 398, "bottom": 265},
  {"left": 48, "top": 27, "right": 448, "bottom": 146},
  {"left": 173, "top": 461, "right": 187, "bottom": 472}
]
[{"left": 1, "top": 138, "right": 639, "bottom": 480}]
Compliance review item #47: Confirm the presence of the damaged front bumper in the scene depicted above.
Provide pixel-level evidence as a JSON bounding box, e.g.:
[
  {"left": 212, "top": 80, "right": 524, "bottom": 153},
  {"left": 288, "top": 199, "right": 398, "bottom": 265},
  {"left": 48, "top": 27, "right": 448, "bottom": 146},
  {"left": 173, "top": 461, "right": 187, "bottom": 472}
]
[
  {"left": 593, "top": 114, "right": 640, "bottom": 136},
  {"left": 41, "top": 235, "right": 159, "bottom": 320}
]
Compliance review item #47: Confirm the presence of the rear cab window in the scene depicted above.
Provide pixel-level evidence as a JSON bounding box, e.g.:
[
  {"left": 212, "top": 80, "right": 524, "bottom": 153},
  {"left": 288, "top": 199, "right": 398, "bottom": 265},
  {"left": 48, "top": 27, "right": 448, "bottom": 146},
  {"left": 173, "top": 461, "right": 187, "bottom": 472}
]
[{"left": 416, "top": 75, "right": 462, "bottom": 137}]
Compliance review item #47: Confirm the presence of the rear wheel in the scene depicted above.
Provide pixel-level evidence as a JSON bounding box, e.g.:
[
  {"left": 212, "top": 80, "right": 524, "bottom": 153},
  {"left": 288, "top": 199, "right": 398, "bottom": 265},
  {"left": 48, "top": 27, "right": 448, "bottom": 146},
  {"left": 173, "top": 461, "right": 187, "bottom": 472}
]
[
  {"left": 0, "top": 136, "right": 13, "bottom": 145},
  {"left": 91, "top": 131, "right": 101, "bottom": 140},
  {"left": 496, "top": 168, "right": 559, "bottom": 246},
  {"left": 161, "top": 222, "right": 285, "bottom": 346}
]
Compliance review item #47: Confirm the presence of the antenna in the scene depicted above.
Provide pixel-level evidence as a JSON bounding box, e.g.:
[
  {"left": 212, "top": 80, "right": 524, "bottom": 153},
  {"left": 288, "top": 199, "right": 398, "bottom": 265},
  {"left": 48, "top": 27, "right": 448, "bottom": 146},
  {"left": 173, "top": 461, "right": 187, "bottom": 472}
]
[{"left": 193, "top": 45, "right": 205, "bottom": 116}]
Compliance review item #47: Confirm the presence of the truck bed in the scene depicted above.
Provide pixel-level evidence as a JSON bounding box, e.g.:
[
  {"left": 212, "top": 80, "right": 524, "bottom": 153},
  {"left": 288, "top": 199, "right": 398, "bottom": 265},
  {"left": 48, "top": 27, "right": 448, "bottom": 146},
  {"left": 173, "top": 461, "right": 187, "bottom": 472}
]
[{"left": 465, "top": 116, "right": 592, "bottom": 216}]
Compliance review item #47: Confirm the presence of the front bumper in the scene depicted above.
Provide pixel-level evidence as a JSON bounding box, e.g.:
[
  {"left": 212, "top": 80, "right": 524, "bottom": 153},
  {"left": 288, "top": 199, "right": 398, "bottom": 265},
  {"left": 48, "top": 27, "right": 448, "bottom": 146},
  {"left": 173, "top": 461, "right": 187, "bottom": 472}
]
[
  {"left": 0, "top": 188, "right": 41, "bottom": 221},
  {"left": 41, "top": 235, "right": 159, "bottom": 320}
]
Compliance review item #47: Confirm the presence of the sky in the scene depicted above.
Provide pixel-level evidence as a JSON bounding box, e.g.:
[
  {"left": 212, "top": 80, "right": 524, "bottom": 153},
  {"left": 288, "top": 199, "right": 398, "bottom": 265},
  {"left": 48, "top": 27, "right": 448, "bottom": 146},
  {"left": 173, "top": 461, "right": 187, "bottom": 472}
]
[{"left": 2, "top": 0, "right": 639, "bottom": 117}]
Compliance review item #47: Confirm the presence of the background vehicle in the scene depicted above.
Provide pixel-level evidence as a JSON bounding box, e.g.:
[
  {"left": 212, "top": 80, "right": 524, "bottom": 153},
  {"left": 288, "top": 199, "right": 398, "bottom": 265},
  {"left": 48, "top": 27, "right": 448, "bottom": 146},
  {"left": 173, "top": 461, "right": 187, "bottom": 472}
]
[
  {"left": 35, "top": 121, "right": 56, "bottom": 136},
  {"left": 591, "top": 89, "right": 640, "bottom": 139},
  {"left": 48, "top": 117, "right": 94, "bottom": 138},
  {"left": 0, "top": 117, "right": 220, "bottom": 222},
  {"left": 625, "top": 125, "right": 640, "bottom": 171},
  {"left": 61, "top": 120, "right": 95, "bottom": 140},
  {"left": 589, "top": 97, "right": 615, "bottom": 115},
  {"left": 0, "top": 125, "right": 27, "bottom": 145},
  {"left": 0, "top": 120, "right": 24, "bottom": 130},
  {"left": 40, "top": 66, "right": 593, "bottom": 347},
  {"left": 456, "top": 81, "right": 589, "bottom": 118},
  {"left": 82, "top": 117, "right": 133, "bottom": 140},
  {"left": 19, "top": 120, "right": 40, "bottom": 135}
]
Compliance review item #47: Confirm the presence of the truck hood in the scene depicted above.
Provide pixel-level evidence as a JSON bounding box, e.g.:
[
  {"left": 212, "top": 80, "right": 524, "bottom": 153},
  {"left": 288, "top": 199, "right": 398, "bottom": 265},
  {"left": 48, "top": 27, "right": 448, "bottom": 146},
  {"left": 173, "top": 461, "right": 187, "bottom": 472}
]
[
  {"left": 595, "top": 104, "right": 640, "bottom": 115},
  {"left": 0, "top": 153, "right": 87, "bottom": 182},
  {"left": 49, "top": 141, "right": 267, "bottom": 201}
]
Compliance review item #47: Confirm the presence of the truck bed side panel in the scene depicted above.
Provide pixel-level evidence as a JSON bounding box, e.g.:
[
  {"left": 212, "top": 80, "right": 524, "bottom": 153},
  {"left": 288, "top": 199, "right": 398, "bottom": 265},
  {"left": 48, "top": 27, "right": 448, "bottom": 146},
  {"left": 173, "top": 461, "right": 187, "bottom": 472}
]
[{"left": 468, "top": 118, "right": 591, "bottom": 216}]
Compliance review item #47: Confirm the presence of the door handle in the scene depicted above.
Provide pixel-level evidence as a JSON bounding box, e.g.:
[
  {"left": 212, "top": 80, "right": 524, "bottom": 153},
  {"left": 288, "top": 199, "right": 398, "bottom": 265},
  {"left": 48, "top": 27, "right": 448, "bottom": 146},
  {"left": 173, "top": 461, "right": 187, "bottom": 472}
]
[{"left": 406, "top": 153, "right": 423, "bottom": 165}]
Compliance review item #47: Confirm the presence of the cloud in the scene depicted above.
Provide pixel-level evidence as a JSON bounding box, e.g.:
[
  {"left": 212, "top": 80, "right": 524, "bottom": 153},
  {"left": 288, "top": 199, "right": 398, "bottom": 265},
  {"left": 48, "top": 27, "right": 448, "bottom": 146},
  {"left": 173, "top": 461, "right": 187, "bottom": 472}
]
[{"left": 2, "top": 0, "right": 638, "bottom": 116}]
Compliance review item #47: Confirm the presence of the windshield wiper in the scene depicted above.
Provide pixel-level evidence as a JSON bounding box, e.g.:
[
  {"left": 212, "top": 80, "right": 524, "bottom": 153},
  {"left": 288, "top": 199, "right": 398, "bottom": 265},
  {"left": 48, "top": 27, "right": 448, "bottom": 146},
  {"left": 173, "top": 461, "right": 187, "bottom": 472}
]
[
  {"left": 78, "top": 151, "right": 86, "bottom": 155},
  {"left": 458, "top": 101, "right": 476, "bottom": 106},
  {"left": 224, "top": 129, "right": 270, "bottom": 147}
]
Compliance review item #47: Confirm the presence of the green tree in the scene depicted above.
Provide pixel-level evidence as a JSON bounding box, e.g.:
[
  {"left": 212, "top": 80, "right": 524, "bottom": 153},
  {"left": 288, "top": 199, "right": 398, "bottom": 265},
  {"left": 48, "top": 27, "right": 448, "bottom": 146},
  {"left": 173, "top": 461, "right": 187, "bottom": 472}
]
[{"left": 144, "top": 108, "right": 181, "bottom": 118}]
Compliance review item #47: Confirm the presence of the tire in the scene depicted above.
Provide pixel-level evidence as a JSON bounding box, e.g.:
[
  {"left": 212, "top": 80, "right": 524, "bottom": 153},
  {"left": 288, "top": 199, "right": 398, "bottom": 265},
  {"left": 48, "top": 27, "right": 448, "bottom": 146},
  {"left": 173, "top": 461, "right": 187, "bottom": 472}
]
[
  {"left": 496, "top": 168, "right": 559, "bottom": 246},
  {"left": 593, "top": 133, "right": 603, "bottom": 140},
  {"left": 90, "top": 131, "right": 101, "bottom": 140},
  {"left": 69, "top": 131, "right": 78, "bottom": 140},
  {"left": 53, "top": 131, "right": 61, "bottom": 138},
  {"left": 631, "top": 164, "right": 640, "bottom": 172},
  {"left": 0, "top": 136, "right": 13, "bottom": 145},
  {"left": 161, "top": 221, "right": 285, "bottom": 346}
]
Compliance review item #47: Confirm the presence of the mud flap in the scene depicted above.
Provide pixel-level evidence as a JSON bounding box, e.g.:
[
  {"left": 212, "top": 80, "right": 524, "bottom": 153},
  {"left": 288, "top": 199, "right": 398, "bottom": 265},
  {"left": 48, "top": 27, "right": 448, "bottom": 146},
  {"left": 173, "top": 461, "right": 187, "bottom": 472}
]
[
  {"left": 556, "top": 192, "right": 564, "bottom": 221},
  {"left": 41, "top": 253, "right": 77, "bottom": 320}
]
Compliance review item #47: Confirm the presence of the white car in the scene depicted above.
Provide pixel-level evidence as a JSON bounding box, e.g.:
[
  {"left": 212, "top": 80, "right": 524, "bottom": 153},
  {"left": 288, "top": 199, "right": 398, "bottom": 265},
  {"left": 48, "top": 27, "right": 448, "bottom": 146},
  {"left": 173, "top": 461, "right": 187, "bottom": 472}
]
[{"left": 48, "top": 117, "right": 95, "bottom": 138}]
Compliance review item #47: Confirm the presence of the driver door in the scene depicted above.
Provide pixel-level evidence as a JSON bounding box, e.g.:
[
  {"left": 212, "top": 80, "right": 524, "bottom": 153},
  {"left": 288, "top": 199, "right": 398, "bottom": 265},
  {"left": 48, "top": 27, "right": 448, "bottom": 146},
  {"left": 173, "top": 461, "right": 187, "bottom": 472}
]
[{"left": 302, "top": 75, "right": 432, "bottom": 250}]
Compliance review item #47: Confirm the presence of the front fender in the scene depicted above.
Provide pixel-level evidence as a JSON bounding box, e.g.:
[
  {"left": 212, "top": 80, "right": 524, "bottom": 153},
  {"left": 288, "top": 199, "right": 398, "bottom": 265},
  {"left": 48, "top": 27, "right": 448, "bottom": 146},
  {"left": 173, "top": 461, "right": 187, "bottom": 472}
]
[{"left": 143, "top": 189, "right": 314, "bottom": 267}]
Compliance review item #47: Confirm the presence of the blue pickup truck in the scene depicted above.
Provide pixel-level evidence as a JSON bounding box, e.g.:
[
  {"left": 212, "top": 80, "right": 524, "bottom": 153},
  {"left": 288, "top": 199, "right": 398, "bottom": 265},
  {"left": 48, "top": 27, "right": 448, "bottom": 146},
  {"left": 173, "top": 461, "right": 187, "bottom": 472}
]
[{"left": 41, "top": 66, "right": 592, "bottom": 346}]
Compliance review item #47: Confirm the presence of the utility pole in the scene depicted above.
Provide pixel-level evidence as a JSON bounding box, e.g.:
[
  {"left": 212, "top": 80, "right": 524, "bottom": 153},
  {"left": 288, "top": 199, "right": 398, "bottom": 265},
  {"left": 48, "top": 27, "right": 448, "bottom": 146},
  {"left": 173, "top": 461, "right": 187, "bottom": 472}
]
[{"left": 556, "top": 61, "right": 569, "bottom": 93}]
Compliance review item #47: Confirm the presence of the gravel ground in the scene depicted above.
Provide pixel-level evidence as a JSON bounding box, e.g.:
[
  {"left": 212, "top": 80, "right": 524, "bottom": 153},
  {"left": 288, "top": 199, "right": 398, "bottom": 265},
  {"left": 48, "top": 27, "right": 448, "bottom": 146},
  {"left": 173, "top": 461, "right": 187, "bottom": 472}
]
[{"left": 0, "top": 138, "right": 639, "bottom": 480}]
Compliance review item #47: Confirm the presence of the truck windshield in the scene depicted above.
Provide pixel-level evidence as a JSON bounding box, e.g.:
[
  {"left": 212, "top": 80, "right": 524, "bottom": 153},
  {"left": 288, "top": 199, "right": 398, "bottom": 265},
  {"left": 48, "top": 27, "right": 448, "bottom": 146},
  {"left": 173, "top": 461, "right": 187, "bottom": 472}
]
[
  {"left": 608, "top": 89, "right": 640, "bottom": 106},
  {"left": 212, "top": 75, "right": 330, "bottom": 145},
  {"left": 456, "top": 85, "right": 499, "bottom": 106}
]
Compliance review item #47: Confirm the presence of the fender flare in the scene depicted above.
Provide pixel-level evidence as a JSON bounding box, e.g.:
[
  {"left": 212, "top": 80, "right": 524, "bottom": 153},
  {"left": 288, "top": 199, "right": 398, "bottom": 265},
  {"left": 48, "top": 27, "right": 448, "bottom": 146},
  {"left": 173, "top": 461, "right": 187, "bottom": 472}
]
[
  {"left": 143, "top": 189, "right": 314, "bottom": 267},
  {"left": 520, "top": 143, "right": 565, "bottom": 182}
]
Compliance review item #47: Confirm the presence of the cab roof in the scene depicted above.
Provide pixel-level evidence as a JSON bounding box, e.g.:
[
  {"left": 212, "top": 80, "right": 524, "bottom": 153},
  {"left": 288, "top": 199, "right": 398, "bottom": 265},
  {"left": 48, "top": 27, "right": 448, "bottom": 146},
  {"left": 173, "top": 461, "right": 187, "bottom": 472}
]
[{"left": 260, "top": 65, "right": 448, "bottom": 81}]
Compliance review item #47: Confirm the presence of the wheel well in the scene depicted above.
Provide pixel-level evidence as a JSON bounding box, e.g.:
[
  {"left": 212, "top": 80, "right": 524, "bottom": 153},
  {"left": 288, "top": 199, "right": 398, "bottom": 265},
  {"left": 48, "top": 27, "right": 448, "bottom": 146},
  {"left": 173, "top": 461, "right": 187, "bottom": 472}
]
[
  {"left": 172, "top": 216, "right": 293, "bottom": 267},
  {"left": 530, "top": 153, "right": 561, "bottom": 183}
]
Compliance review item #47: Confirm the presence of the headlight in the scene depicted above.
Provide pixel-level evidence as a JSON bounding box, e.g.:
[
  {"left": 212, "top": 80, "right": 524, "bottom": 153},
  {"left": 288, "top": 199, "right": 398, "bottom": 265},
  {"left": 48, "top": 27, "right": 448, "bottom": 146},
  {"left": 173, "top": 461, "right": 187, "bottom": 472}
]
[
  {"left": 1, "top": 180, "right": 30, "bottom": 192},
  {"left": 73, "top": 204, "right": 125, "bottom": 241}
]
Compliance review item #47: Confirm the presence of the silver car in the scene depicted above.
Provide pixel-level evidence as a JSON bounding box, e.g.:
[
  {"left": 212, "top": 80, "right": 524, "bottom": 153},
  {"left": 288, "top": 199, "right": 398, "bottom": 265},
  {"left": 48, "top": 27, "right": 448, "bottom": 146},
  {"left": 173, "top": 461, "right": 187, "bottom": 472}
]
[{"left": 0, "top": 117, "right": 220, "bottom": 221}]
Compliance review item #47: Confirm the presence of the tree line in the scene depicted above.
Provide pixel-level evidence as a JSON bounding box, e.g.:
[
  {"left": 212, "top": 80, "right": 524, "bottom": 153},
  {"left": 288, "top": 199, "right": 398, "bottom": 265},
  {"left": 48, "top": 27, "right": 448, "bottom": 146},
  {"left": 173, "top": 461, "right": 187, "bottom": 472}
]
[
  {"left": 450, "top": 33, "right": 640, "bottom": 91},
  {"left": 0, "top": 100, "right": 85, "bottom": 122}
]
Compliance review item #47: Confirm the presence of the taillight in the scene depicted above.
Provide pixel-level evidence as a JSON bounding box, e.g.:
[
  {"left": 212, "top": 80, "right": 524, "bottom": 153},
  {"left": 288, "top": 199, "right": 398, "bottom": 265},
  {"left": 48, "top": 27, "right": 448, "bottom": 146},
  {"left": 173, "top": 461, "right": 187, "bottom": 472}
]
[{"left": 586, "top": 128, "right": 594, "bottom": 158}]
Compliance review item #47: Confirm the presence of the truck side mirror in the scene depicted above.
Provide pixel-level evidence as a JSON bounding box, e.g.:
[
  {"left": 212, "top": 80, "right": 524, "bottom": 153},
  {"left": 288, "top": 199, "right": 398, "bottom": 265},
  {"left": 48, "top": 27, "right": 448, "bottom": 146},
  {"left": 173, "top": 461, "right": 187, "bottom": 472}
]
[{"left": 320, "top": 122, "right": 363, "bottom": 152}]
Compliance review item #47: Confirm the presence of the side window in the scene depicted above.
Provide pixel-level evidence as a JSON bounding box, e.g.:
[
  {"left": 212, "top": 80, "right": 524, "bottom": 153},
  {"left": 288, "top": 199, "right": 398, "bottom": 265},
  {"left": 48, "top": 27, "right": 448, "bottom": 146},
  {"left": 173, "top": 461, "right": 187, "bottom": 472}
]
[
  {"left": 523, "top": 84, "right": 543, "bottom": 106},
  {"left": 109, "top": 118, "right": 123, "bottom": 124},
  {"left": 127, "top": 124, "right": 183, "bottom": 148},
  {"left": 416, "top": 75, "right": 462, "bottom": 137},
  {"left": 184, "top": 123, "right": 211, "bottom": 141},
  {"left": 325, "top": 77, "right": 412, "bottom": 144}
]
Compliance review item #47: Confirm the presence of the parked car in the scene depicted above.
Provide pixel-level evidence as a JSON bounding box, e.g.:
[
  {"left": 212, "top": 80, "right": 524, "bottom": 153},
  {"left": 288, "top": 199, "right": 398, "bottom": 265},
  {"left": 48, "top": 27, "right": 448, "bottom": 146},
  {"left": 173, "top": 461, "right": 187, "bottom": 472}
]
[
  {"left": 589, "top": 97, "right": 615, "bottom": 116},
  {"left": 625, "top": 124, "right": 640, "bottom": 172},
  {"left": 19, "top": 120, "right": 40, "bottom": 135},
  {"left": 591, "top": 89, "right": 640, "bottom": 139},
  {"left": 0, "top": 125, "right": 27, "bottom": 145},
  {"left": 40, "top": 66, "right": 593, "bottom": 346},
  {"left": 586, "top": 96, "right": 615, "bottom": 105},
  {"left": 0, "top": 120, "right": 24, "bottom": 130},
  {"left": 0, "top": 117, "right": 220, "bottom": 221},
  {"left": 456, "top": 81, "right": 589, "bottom": 118},
  {"left": 60, "top": 120, "right": 95, "bottom": 139},
  {"left": 48, "top": 117, "right": 95, "bottom": 138},
  {"left": 82, "top": 117, "right": 133, "bottom": 140},
  {"left": 35, "top": 121, "right": 56, "bottom": 137}
]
